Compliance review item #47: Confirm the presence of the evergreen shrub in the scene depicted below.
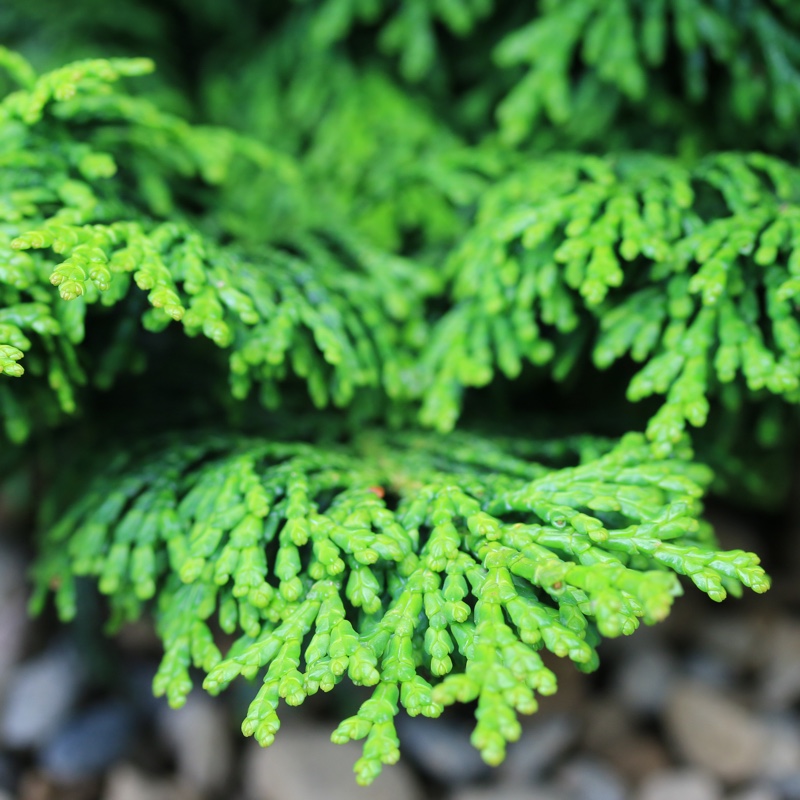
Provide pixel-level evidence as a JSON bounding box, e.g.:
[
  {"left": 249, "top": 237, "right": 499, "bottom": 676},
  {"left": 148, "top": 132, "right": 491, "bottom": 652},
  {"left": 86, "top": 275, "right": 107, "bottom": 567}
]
[{"left": 1, "top": 0, "right": 793, "bottom": 783}]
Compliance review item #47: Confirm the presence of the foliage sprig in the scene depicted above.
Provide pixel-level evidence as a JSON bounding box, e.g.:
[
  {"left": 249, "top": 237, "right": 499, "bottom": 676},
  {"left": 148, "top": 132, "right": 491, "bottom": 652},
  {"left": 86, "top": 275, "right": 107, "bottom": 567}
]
[
  {"left": 0, "top": 0, "right": 792, "bottom": 784},
  {"left": 421, "top": 152, "right": 800, "bottom": 452},
  {"left": 32, "top": 430, "right": 767, "bottom": 783}
]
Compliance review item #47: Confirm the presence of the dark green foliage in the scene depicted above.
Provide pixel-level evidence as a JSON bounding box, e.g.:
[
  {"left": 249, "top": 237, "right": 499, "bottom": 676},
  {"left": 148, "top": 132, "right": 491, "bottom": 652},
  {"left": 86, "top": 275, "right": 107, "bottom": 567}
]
[{"left": 0, "top": 0, "right": 793, "bottom": 784}]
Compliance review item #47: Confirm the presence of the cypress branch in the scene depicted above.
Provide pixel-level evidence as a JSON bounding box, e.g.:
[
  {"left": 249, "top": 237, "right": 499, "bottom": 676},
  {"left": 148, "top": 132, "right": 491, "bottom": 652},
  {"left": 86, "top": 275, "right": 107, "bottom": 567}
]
[
  {"left": 421, "top": 152, "right": 800, "bottom": 451},
  {"left": 0, "top": 0, "right": 793, "bottom": 784},
  {"left": 31, "top": 429, "right": 766, "bottom": 784}
]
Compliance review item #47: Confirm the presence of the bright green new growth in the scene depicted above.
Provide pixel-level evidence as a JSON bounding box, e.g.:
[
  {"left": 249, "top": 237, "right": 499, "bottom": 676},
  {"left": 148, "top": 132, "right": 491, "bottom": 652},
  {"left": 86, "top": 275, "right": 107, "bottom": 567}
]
[
  {"left": 30, "top": 431, "right": 767, "bottom": 783},
  {"left": 0, "top": 0, "right": 792, "bottom": 784},
  {"left": 425, "top": 153, "right": 800, "bottom": 451}
]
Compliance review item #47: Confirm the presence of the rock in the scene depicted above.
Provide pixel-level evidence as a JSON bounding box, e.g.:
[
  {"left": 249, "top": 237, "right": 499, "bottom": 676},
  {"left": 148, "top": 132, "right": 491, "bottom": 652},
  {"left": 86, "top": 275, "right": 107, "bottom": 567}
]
[
  {"left": 395, "top": 712, "right": 489, "bottom": 784},
  {"left": 241, "top": 722, "right": 420, "bottom": 800},
  {"left": 636, "top": 768, "right": 722, "bottom": 800},
  {"left": 758, "top": 621, "right": 800, "bottom": 711},
  {"left": 772, "top": 771, "right": 800, "bottom": 800},
  {"left": 555, "top": 757, "right": 627, "bottom": 800},
  {"left": 499, "top": 714, "right": 579, "bottom": 784},
  {"left": 664, "top": 682, "right": 766, "bottom": 782},
  {"left": 759, "top": 714, "right": 800, "bottom": 779},
  {"left": 448, "top": 788, "right": 567, "bottom": 800},
  {"left": 0, "top": 791, "right": 11, "bottom": 800},
  {"left": 702, "top": 615, "right": 766, "bottom": 673},
  {"left": 16, "top": 771, "right": 101, "bottom": 800},
  {"left": 0, "top": 547, "right": 29, "bottom": 699},
  {"left": 157, "top": 692, "right": 232, "bottom": 793},
  {"left": 103, "top": 765, "right": 200, "bottom": 800},
  {"left": 727, "top": 785, "right": 780, "bottom": 800},
  {"left": 0, "top": 752, "right": 15, "bottom": 791},
  {"left": 581, "top": 700, "right": 634, "bottom": 758},
  {"left": 39, "top": 702, "right": 136, "bottom": 780},
  {"left": 0, "top": 545, "right": 27, "bottom": 600},
  {"left": 603, "top": 735, "right": 671, "bottom": 784},
  {"left": 683, "top": 652, "right": 735, "bottom": 690},
  {"left": 0, "top": 642, "right": 83, "bottom": 748},
  {"left": 613, "top": 647, "right": 676, "bottom": 716}
]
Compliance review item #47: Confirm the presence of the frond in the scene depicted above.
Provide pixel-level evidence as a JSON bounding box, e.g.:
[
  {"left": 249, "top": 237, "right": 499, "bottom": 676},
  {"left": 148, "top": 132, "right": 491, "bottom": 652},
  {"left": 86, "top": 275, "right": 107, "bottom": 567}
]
[
  {"left": 421, "top": 152, "right": 800, "bottom": 452},
  {"left": 32, "top": 429, "right": 767, "bottom": 783}
]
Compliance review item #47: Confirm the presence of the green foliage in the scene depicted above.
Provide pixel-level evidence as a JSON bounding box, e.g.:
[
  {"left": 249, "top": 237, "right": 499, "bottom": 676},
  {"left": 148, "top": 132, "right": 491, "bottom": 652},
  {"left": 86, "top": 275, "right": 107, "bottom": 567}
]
[
  {"left": 422, "top": 152, "right": 800, "bottom": 451},
  {"left": 201, "top": 44, "right": 500, "bottom": 250},
  {"left": 0, "top": 49, "right": 438, "bottom": 439},
  {"left": 0, "top": 0, "right": 793, "bottom": 785},
  {"left": 492, "top": 0, "right": 800, "bottom": 149},
  {"left": 31, "top": 430, "right": 767, "bottom": 783}
]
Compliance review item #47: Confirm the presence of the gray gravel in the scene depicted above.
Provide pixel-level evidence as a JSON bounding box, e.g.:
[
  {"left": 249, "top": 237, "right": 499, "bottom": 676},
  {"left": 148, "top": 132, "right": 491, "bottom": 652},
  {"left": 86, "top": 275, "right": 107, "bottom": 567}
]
[
  {"left": 555, "top": 757, "right": 628, "bottom": 800},
  {"left": 0, "top": 641, "right": 84, "bottom": 749},
  {"left": 396, "top": 712, "right": 490, "bottom": 785},
  {"left": 39, "top": 702, "right": 136, "bottom": 780},
  {"left": 758, "top": 621, "right": 800, "bottom": 711},
  {"left": 103, "top": 764, "right": 203, "bottom": 800},
  {"left": 499, "top": 714, "right": 579, "bottom": 784},
  {"left": 636, "top": 769, "right": 721, "bottom": 800},
  {"left": 156, "top": 693, "right": 233, "bottom": 794},
  {"left": 727, "top": 786, "right": 781, "bottom": 800},
  {"left": 447, "top": 790, "right": 566, "bottom": 800},
  {"left": 241, "top": 723, "right": 420, "bottom": 800},
  {"left": 0, "top": 546, "right": 28, "bottom": 702},
  {"left": 664, "top": 681, "right": 767, "bottom": 782},
  {"left": 612, "top": 647, "right": 676, "bottom": 716}
]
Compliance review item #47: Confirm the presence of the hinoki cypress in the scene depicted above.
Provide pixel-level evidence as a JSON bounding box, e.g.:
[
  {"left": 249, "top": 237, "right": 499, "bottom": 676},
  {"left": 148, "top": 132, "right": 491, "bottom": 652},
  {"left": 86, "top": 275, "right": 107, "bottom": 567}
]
[{"left": 1, "top": 0, "right": 794, "bottom": 783}]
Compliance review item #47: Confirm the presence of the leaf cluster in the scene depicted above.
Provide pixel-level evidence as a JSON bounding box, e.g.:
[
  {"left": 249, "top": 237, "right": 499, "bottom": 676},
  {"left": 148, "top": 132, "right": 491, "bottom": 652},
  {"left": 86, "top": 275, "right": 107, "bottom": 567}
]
[
  {"left": 32, "top": 430, "right": 767, "bottom": 783},
  {"left": 0, "top": 0, "right": 795, "bottom": 784}
]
